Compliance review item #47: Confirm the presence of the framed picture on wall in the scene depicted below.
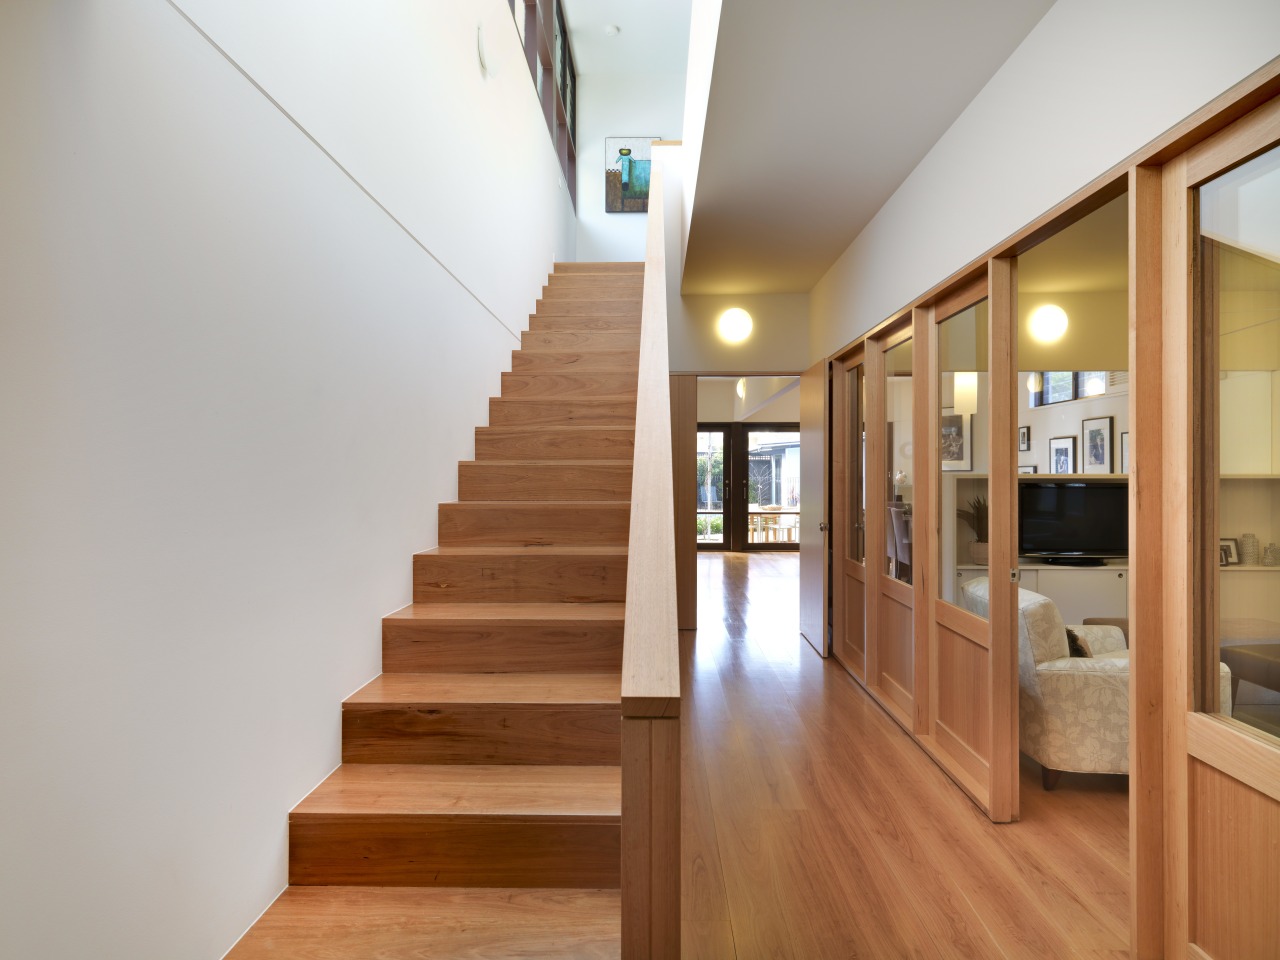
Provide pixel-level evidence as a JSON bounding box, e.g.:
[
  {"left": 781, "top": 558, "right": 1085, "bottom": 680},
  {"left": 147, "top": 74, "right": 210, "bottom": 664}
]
[
  {"left": 1017, "top": 465, "right": 1038, "bottom": 474},
  {"left": 1018, "top": 425, "right": 1031, "bottom": 451},
  {"left": 940, "top": 408, "right": 972, "bottom": 472},
  {"left": 1049, "top": 436, "right": 1076, "bottom": 475},
  {"left": 1120, "top": 431, "right": 1130, "bottom": 474},
  {"left": 1219, "top": 537, "right": 1240, "bottom": 566},
  {"left": 1081, "top": 416, "right": 1114, "bottom": 473}
]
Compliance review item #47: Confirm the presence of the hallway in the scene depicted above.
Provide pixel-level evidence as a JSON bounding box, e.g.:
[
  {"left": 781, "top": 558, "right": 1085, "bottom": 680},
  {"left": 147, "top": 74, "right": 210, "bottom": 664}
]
[{"left": 682, "top": 552, "right": 1129, "bottom": 959}]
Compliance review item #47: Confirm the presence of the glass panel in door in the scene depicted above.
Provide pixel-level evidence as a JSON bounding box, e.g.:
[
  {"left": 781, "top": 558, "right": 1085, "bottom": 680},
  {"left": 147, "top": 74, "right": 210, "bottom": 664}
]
[
  {"left": 746, "top": 430, "right": 800, "bottom": 546},
  {"left": 696, "top": 428, "right": 725, "bottom": 546},
  {"left": 1198, "top": 140, "right": 1280, "bottom": 740},
  {"left": 885, "top": 339, "right": 914, "bottom": 583},
  {"left": 938, "top": 299, "right": 991, "bottom": 611}
]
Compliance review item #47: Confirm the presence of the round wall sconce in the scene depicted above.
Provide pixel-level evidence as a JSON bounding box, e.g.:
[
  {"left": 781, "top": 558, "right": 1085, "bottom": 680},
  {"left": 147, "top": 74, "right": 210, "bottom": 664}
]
[
  {"left": 717, "top": 307, "right": 753, "bottom": 344},
  {"left": 735, "top": 378, "right": 746, "bottom": 400},
  {"left": 1029, "top": 304, "right": 1068, "bottom": 343}
]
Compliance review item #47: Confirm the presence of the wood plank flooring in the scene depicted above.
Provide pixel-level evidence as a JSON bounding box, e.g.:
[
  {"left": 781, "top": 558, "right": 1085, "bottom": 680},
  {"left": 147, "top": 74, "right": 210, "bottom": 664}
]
[{"left": 683, "top": 551, "right": 1130, "bottom": 960}]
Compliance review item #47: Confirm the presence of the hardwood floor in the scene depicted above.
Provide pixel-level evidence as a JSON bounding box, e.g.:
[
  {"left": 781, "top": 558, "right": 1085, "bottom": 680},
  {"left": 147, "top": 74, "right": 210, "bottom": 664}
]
[{"left": 683, "top": 551, "right": 1130, "bottom": 960}]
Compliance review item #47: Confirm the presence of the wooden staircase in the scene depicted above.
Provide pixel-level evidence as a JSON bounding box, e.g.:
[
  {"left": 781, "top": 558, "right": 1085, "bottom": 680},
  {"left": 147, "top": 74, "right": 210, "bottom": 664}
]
[{"left": 228, "top": 262, "right": 644, "bottom": 959}]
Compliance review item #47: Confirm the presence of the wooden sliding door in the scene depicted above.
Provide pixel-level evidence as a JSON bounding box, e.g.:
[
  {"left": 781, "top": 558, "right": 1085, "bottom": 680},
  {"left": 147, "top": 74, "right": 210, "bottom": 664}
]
[
  {"left": 1154, "top": 92, "right": 1280, "bottom": 960},
  {"left": 864, "top": 320, "right": 919, "bottom": 726},
  {"left": 918, "top": 271, "right": 1018, "bottom": 822}
]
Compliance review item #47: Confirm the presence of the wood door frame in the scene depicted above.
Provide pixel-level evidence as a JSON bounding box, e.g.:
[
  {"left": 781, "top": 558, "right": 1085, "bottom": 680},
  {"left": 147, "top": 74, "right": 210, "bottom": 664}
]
[{"left": 832, "top": 344, "right": 868, "bottom": 682}]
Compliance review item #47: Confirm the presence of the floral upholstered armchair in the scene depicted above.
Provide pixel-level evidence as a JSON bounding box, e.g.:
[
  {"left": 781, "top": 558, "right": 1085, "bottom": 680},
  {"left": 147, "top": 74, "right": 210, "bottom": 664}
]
[{"left": 960, "top": 577, "right": 1232, "bottom": 789}]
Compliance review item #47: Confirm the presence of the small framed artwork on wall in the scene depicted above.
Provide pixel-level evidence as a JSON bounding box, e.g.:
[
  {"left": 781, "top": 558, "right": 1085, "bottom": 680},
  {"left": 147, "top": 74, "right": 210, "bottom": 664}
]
[
  {"left": 1018, "top": 425, "right": 1030, "bottom": 452},
  {"left": 1081, "top": 416, "right": 1114, "bottom": 474},
  {"left": 940, "top": 408, "right": 972, "bottom": 472},
  {"left": 1018, "top": 465, "right": 1038, "bottom": 474},
  {"left": 1049, "top": 436, "right": 1076, "bottom": 475}
]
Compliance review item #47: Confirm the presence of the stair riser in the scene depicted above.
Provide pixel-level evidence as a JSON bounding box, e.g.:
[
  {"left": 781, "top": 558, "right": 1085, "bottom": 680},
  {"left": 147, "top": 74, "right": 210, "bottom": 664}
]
[
  {"left": 458, "top": 462, "right": 633, "bottom": 501},
  {"left": 527, "top": 316, "right": 641, "bottom": 334},
  {"left": 342, "top": 704, "right": 621, "bottom": 765},
  {"left": 511, "top": 350, "right": 639, "bottom": 372},
  {"left": 474, "top": 427, "right": 635, "bottom": 461},
  {"left": 413, "top": 555, "right": 627, "bottom": 603},
  {"left": 534, "top": 299, "right": 640, "bottom": 317},
  {"left": 541, "top": 285, "right": 643, "bottom": 300},
  {"left": 501, "top": 372, "right": 637, "bottom": 399},
  {"left": 438, "top": 503, "right": 629, "bottom": 547},
  {"left": 289, "top": 818, "right": 620, "bottom": 888},
  {"left": 382, "top": 622, "right": 624, "bottom": 673},
  {"left": 489, "top": 398, "right": 635, "bottom": 428},
  {"left": 520, "top": 330, "right": 639, "bottom": 352},
  {"left": 554, "top": 262, "right": 643, "bottom": 274}
]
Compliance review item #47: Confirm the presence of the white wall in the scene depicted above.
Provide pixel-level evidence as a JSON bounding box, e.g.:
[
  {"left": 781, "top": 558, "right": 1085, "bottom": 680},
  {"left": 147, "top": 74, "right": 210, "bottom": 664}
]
[
  {"left": 811, "top": 0, "right": 1280, "bottom": 359},
  {"left": 575, "top": 71, "right": 686, "bottom": 261},
  {"left": 0, "top": 2, "right": 572, "bottom": 958},
  {"left": 670, "top": 292, "right": 812, "bottom": 373}
]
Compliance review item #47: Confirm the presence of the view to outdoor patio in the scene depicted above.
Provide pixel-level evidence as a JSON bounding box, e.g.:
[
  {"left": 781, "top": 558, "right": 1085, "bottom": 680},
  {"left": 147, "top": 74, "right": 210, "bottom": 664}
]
[{"left": 697, "top": 428, "right": 800, "bottom": 547}]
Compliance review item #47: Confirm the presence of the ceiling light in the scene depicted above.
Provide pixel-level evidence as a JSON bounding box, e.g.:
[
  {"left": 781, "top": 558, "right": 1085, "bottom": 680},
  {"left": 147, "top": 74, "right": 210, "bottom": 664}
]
[
  {"left": 953, "top": 372, "right": 978, "bottom": 415},
  {"left": 604, "top": 24, "right": 621, "bottom": 36},
  {"left": 1029, "top": 304, "right": 1069, "bottom": 343},
  {"left": 717, "top": 307, "right": 753, "bottom": 344}
]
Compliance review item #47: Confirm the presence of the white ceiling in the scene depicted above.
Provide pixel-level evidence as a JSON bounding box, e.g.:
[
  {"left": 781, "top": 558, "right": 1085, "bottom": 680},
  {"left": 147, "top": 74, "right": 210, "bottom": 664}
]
[
  {"left": 562, "top": 0, "right": 692, "bottom": 75},
  {"left": 681, "top": 0, "right": 1058, "bottom": 294},
  {"left": 558, "top": 0, "right": 1060, "bottom": 295}
]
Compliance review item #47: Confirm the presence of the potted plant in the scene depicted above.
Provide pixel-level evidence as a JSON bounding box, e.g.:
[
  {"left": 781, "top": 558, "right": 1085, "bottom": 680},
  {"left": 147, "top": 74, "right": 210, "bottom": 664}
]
[{"left": 957, "top": 495, "right": 989, "bottom": 565}]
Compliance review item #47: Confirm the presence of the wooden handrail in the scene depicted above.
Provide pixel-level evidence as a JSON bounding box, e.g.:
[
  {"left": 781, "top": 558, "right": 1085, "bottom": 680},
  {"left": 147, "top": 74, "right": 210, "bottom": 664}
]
[
  {"left": 620, "top": 150, "right": 681, "bottom": 959},
  {"left": 622, "top": 158, "right": 680, "bottom": 719}
]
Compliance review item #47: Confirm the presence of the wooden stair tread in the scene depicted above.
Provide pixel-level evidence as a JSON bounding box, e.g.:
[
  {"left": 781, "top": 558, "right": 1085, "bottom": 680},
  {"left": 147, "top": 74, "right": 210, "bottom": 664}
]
[
  {"left": 294, "top": 764, "right": 621, "bottom": 818},
  {"left": 347, "top": 672, "right": 622, "bottom": 705},
  {"left": 225, "top": 886, "right": 621, "bottom": 959},
  {"left": 387, "top": 602, "right": 625, "bottom": 623}
]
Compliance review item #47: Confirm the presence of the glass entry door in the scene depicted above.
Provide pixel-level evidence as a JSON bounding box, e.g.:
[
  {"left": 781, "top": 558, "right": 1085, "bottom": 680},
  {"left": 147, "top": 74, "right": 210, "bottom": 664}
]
[{"left": 696, "top": 422, "right": 801, "bottom": 552}]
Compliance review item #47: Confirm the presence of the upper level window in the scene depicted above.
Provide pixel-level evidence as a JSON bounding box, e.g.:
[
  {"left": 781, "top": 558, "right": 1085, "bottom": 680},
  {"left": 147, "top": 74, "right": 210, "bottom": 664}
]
[{"left": 1030, "top": 370, "right": 1108, "bottom": 407}]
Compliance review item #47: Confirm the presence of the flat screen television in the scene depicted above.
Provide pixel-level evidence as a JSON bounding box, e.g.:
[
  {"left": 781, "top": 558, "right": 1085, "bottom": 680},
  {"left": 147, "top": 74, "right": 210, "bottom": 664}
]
[{"left": 1018, "top": 480, "right": 1128, "bottom": 562}]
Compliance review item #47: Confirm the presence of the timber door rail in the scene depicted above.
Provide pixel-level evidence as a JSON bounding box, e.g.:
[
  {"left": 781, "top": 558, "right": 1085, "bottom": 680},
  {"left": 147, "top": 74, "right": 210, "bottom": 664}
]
[{"left": 621, "top": 152, "right": 681, "bottom": 959}]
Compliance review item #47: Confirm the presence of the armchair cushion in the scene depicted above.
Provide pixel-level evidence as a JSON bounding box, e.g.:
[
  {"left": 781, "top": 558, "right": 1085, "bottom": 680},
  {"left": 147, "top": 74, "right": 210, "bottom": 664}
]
[{"left": 1071, "top": 623, "right": 1127, "bottom": 657}]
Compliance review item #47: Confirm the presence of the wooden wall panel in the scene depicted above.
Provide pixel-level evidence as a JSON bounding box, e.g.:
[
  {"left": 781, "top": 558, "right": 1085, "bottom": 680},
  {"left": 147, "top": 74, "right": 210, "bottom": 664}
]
[
  {"left": 879, "top": 592, "right": 915, "bottom": 716},
  {"left": 1188, "top": 760, "right": 1280, "bottom": 960},
  {"left": 835, "top": 574, "right": 866, "bottom": 679},
  {"left": 936, "top": 626, "right": 991, "bottom": 764}
]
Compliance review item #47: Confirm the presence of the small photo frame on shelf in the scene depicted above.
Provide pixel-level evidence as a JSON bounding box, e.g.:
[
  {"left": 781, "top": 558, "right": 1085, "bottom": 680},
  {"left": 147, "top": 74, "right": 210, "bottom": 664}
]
[
  {"left": 1120, "top": 431, "right": 1130, "bottom": 474},
  {"left": 940, "top": 408, "right": 972, "bottom": 472},
  {"left": 1018, "top": 425, "right": 1031, "bottom": 452},
  {"left": 1049, "top": 436, "right": 1076, "bottom": 475},
  {"left": 1081, "top": 415, "right": 1114, "bottom": 474},
  {"left": 1220, "top": 537, "right": 1240, "bottom": 566},
  {"left": 1017, "top": 465, "right": 1038, "bottom": 474}
]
